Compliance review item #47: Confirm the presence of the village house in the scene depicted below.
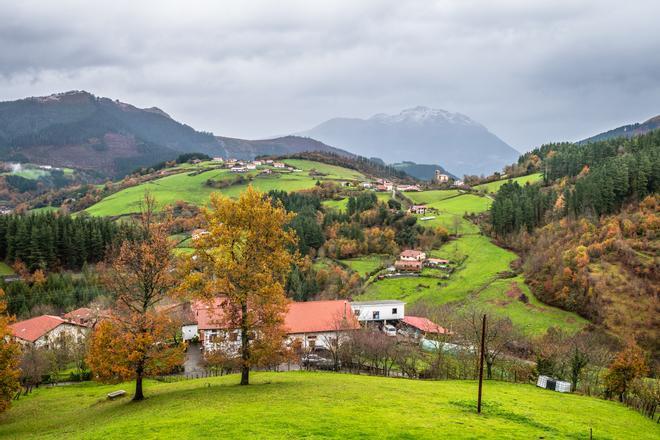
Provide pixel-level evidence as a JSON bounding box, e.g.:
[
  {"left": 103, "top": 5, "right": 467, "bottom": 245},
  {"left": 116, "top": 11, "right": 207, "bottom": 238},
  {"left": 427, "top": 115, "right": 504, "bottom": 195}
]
[
  {"left": 252, "top": 160, "right": 263, "bottom": 166},
  {"left": 273, "top": 162, "right": 286, "bottom": 168},
  {"left": 399, "top": 249, "right": 427, "bottom": 261},
  {"left": 409, "top": 205, "right": 427, "bottom": 215},
  {"left": 397, "top": 184, "right": 421, "bottom": 192},
  {"left": 246, "top": 163, "right": 257, "bottom": 170},
  {"left": 231, "top": 166, "right": 248, "bottom": 173},
  {"left": 63, "top": 307, "right": 102, "bottom": 327},
  {"left": 394, "top": 259, "right": 423, "bottom": 272},
  {"left": 360, "top": 182, "right": 373, "bottom": 189},
  {"left": 212, "top": 157, "right": 224, "bottom": 162},
  {"left": 10, "top": 315, "right": 89, "bottom": 348}
]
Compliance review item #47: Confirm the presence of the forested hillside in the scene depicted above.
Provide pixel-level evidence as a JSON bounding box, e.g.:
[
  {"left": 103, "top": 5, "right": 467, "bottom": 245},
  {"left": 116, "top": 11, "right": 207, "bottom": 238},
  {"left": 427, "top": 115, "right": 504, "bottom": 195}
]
[{"left": 488, "top": 131, "right": 659, "bottom": 360}]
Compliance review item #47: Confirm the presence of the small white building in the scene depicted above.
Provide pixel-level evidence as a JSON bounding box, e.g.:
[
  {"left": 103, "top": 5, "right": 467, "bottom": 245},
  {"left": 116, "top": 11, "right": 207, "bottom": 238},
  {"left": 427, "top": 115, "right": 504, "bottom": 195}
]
[
  {"left": 10, "top": 315, "right": 88, "bottom": 348},
  {"left": 400, "top": 249, "right": 427, "bottom": 261},
  {"left": 409, "top": 205, "right": 427, "bottom": 215},
  {"left": 350, "top": 300, "right": 405, "bottom": 323},
  {"left": 273, "top": 162, "right": 286, "bottom": 168}
]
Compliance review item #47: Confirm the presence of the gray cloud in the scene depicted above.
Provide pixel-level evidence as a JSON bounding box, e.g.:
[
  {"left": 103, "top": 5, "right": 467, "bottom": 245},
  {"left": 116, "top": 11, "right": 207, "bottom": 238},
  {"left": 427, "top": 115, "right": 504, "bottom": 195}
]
[{"left": 1, "top": 0, "right": 659, "bottom": 151}]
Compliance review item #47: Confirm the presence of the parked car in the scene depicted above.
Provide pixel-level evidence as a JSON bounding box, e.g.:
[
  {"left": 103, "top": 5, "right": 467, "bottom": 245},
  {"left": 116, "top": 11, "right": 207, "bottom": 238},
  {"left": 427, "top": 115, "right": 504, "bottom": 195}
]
[
  {"left": 302, "top": 353, "right": 338, "bottom": 370},
  {"left": 382, "top": 324, "right": 397, "bottom": 337}
]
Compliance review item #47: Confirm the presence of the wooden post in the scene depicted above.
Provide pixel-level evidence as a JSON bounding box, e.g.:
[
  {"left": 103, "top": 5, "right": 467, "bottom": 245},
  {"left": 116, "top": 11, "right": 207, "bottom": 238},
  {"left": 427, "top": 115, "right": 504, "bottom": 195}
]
[{"left": 477, "top": 314, "right": 486, "bottom": 414}]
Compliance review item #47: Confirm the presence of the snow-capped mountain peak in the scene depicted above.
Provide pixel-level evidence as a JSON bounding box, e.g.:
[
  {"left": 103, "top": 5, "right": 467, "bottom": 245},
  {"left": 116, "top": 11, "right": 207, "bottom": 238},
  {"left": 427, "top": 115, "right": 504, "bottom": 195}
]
[{"left": 369, "top": 106, "right": 479, "bottom": 126}]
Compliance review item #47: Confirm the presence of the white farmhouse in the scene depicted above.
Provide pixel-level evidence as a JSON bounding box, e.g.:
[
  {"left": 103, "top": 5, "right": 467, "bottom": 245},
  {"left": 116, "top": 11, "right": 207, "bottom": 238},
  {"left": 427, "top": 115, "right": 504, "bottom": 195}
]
[{"left": 10, "top": 315, "right": 88, "bottom": 348}]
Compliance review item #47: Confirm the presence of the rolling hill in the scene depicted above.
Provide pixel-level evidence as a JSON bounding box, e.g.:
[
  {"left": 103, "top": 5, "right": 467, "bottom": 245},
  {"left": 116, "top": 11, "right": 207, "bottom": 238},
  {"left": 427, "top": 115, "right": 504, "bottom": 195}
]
[
  {"left": 0, "top": 372, "right": 656, "bottom": 439},
  {"left": 299, "top": 106, "right": 520, "bottom": 178},
  {"left": 0, "top": 91, "right": 351, "bottom": 178}
]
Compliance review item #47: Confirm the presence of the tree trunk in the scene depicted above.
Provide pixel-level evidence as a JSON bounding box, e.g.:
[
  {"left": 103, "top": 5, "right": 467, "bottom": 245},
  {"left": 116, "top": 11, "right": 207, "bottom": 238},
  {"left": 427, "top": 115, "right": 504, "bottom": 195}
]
[
  {"left": 133, "top": 370, "right": 144, "bottom": 401},
  {"left": 240, "top": 301, "right": 250, "bottom": 386}
]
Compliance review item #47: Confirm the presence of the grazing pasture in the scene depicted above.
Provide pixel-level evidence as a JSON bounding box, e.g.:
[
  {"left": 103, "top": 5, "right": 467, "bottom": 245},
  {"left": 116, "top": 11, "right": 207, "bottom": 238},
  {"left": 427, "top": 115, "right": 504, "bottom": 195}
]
[
  {"left": 85, "top": 160, "right": 365, "bottom": 217},
  {"left": 474, "top": 173, "right": 543, "bottom": 193},
  {"left": 0, "top": 372, "right": 654, "bottom": 440}
]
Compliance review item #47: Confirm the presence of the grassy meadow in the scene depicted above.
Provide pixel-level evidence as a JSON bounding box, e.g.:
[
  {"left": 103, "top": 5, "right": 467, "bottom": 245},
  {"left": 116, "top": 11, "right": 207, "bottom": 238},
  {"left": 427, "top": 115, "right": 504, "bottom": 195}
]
[
  {"left": 0, "top": 262, "right": 15, "bottom": 276},
  {"left": 85, "top": 160, "right": 365, "bottom": 217},
  {"left": 0, "top": 372, "right": 655, "bottom": 440},
  {"left": 474, "top": 173, "right": 543, "bottom": 193},
  {"left": 340, "top": 255, "right": 391, "bottom": 276}
]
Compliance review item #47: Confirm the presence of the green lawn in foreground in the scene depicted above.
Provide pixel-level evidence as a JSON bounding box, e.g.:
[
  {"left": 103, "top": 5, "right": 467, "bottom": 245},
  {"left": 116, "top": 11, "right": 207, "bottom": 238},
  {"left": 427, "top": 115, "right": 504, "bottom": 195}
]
[
  {"left": 0, "top": 262, "right": 14, "bottom": 276},
  {"left": 474, "top": 173, "right": 543, "bottom": 194},
  {"left": 340, "top": 255, "right": 391, "bottom": 276},
  {"left": 0, "top": 372, "right": 654, "bottom": 440},
  {"left": 86, "top": 160, "right": 365, "bottom": 217},
  {"left": 359, "top": 235, "right": 583, "bottom": 335}
]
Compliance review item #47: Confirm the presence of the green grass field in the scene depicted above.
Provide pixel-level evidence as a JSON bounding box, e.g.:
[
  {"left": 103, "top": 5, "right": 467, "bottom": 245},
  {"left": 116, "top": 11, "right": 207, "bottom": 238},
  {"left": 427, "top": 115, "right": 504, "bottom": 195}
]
[
  {"left": 340, "top": 255, "right": 391, "bottom": 276},
  {"left": 474, "top": 173, "right": 543, "bottom": 194},
  {"left": 360, "top": 235, "right": 583, "bottom": 335},
  {"left": 323, "top": 193, "right": 394, "bottom": 212},
  {"left": 0, "top": 372, "right": 654, "bottom": 439},
  {"left": 0, "top": 262, "right": 15, "bottom": 276},
  {"left": 410, "top": 193, "right": 492, "bottom": 235},
  {"left": 85, "top": 160, "right": 365, "bottom": 217},
  {"left": 404, "top": 189, "right": 461, "bottom": 204}
]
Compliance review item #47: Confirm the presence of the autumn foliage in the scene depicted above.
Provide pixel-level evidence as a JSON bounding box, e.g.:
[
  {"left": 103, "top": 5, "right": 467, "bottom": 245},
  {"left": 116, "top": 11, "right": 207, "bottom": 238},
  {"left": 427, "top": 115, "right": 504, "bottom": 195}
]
[
  {"left": 86, "top": 195, "right": 185, "bottom": 401},
  {"left": 0, "top": 289, "right": 20, "bottom": 413},
  {"left": 181, "top": 186, "right": 298, "bottom": 385}
]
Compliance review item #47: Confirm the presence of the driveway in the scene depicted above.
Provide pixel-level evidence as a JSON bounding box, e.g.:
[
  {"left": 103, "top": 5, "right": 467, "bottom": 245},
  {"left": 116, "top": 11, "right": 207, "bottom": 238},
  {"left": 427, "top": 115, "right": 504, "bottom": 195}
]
[{"left": 184, "top": 342, "right": 206, "bottom": 376}]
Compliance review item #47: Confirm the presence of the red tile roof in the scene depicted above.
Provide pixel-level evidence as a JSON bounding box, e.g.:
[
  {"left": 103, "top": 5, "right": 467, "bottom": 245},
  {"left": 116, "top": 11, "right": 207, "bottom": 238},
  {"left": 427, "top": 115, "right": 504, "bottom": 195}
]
[
  {"left": 285, "top": 300, "right": 360, "bottom": 334},
  {"left": 400, "top": 249, "right": 425, "bottom": 258},
  {"left": 10, "top": 315, "right": 70, "bottom": 342},
  {"left": 403, "top": 316, "right": 449, "bottom": 334},
  {"left": 64, "top": 307, "right": 94, "bottom": 322},
  {"left": 194, "top": 299, "right": 360, "bottom": 334}
]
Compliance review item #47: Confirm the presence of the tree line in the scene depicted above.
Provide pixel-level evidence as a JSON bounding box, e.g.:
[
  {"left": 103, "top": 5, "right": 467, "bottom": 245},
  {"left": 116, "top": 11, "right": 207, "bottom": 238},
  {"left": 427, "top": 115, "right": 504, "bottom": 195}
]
[
  {"left": 491, "top": 130, "right": 660, "bottom": 236},
  {"left": 0, "top": 212, "right": 138, "bottom": 272}
]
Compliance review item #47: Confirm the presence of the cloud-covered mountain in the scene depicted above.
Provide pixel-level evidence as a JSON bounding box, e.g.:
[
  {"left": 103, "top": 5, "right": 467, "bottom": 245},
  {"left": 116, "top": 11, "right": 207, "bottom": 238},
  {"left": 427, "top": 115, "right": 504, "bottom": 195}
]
[{"left": 299, "top": 106, "right": 520, "bottom": 177}]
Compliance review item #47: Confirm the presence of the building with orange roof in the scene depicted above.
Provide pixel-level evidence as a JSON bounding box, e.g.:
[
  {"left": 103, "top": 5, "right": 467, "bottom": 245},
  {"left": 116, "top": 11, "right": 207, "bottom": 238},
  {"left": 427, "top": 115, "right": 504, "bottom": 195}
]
[{"left": 10, "top": 315, "right": 89, "bottom": 348}]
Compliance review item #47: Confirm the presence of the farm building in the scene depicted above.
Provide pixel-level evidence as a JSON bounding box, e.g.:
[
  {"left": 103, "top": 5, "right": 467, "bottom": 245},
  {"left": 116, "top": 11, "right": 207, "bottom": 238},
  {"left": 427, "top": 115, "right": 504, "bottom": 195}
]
[
  {"left": 273, "top": 162, "right": 286, "bottom": 168},
  {"left": 10, "top": 315, "right": 89, "bottom": 348},
  {"left": 426, "top": 258, "right": 449, "bottom": 267},
  {"left": 399, "top": 249, "right": 426, "bottom": 261},
  {"left": 350, "top": 300, "right": 405, "bottom": 324},
  {"left": 434, "top": 171, "right": 449, "bottom": 183},
  {"left": 394, "top": 260, "right": 423, "bottom": 272},
  {"left": 194, "top": 299, "right": 360, "bottom": 352},
  {"left": 402, "top": 316, "right": 450, "bottom": 338},
  {"left": 285, "top": 300, "right": 360, "bottom": 350}
]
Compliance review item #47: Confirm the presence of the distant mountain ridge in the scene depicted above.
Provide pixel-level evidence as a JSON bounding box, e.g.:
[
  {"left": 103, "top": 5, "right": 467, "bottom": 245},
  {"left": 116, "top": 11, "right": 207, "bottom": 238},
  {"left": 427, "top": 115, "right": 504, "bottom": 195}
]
[
  {"left": 390, "top": 161, "right": 457, "bottom": 181},
  {"left": 0, "top": 91, "right": 350, "bottom": 177},
  {"left": 298, "top": 106, "right": 519, "bottom": 177},
  {"left": 579, "top": 115, "right": 660, "bottom": 144}
]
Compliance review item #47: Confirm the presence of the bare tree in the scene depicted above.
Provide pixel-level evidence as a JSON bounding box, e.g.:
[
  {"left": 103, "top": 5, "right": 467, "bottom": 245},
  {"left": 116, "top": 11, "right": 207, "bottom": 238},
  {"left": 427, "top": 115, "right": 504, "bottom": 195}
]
[{"left": 458, "top": 307, "right": 516, "bottom": 380}]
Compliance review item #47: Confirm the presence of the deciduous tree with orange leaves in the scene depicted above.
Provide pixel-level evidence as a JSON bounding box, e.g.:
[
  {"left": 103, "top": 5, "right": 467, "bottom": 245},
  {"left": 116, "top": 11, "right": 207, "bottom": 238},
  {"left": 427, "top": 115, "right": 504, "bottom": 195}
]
[
  {"left": 180, "top": 186, "right": 298, "bottom": 385},
  {"left": 604, "top": 339, "right": 649, "bottom": 402},
  {"left": 86, "top": 195, "right": 185, "bottom": 401},
  {"left": 0, "top": 289, "right": 20, "bottom": 413}
]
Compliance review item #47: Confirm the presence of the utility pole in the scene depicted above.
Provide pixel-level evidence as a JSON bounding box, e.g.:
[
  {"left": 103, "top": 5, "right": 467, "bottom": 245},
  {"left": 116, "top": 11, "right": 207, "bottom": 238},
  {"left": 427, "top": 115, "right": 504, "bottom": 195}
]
[{"left": 477, "top": 314, "right": 486, "bottom": 414}]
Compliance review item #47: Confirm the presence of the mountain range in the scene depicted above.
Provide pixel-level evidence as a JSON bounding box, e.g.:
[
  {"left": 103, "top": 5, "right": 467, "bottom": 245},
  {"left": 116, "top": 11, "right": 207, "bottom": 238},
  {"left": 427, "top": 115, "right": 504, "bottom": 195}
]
[
  {"left": 298, "top": 106, "right": 520, "bottom": 177},
  {"left": 579, "top": 114, "right": 660, "bottom": 144},
  {"left": 0, "top": 91, "right": 347, "bottom": 177}
]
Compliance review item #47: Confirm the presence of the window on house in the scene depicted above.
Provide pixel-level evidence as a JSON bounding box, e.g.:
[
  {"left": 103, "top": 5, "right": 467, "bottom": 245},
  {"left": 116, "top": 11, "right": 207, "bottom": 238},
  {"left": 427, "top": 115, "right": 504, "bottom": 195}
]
[
  {"left": 229, "top": 332, "right": 238, "bottom": 342},
  {"left": 372, "top": 311, "right": 380, "bottom": 320},
  {"left": 392, "top": 308, "right": 398, "bottom": 315},
  {"left": 353, "top": 309, "right": 360, "bottom": 316}
]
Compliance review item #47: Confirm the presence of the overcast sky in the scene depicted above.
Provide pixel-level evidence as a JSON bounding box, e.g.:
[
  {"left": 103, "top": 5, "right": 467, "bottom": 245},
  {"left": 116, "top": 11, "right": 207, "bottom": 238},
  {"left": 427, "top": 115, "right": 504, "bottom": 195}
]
[{"left": 1, "top": 0, "right": 659, "bottom": 151}]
